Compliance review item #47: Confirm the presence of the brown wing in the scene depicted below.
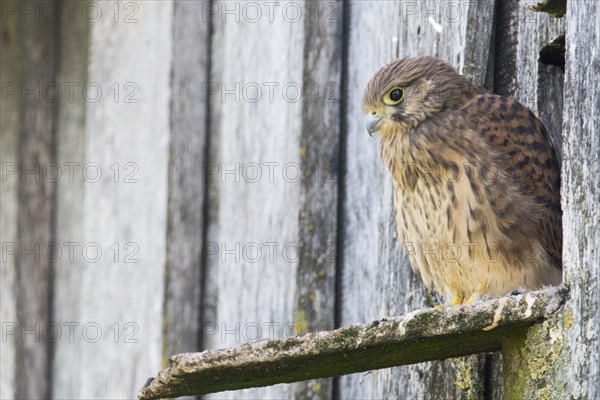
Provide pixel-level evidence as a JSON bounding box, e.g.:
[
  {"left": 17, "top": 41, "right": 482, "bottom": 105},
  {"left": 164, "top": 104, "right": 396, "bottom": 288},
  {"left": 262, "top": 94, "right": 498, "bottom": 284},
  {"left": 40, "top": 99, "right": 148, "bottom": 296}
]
[
  {"left": 408, "top": 93, "right": 562, "bottom": 269},
  {"left": 453, "top": 94, "right": 562, "bottom": 268}
]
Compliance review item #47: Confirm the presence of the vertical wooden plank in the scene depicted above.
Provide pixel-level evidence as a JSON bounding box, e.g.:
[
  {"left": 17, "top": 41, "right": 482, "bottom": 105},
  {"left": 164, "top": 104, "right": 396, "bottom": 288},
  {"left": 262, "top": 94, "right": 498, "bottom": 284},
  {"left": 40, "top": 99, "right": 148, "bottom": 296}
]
[
  {"left": 499, "top": 4, "right": 595, "bottom": 391},
  {"left": 494, "top": 0, "right": 564, "bottom": 125},
  {"left": 205, "top": 3, "right": 302, "bottom": 398},
  {"left": 204, "top": 1, "right": 342, "bottom": 398},
  {"left": 338, "top": 3, "right": 412, "bottom": 398},
  {"left": 51, "top": 1, "right": 89, "bottom": 395},
  {"left": 0, "top": 6, "right": 23, "bottom": 397},
  {"left": 339, "top": 1, "right": 495, "bottom": 398},
  {"left": 490, "top": 3, "right": 565, "bottom": 397},
  {"left": 0, "top": 1, "right": 59, "bottom": 397},
  {"left": 294, "top": 0, "right": 342, "bottom": 398},
  {"left": 163, "top": 0, "right": 209, "bottom": 367},
  {"left": 562, "top": 0, "right": 600, "bottom": 397},
  {"left": 510, "top": 1, "right": 564, "bottom": 153},
  {"left": 51, "top": 2, "right": 172, "bottom": 397}
]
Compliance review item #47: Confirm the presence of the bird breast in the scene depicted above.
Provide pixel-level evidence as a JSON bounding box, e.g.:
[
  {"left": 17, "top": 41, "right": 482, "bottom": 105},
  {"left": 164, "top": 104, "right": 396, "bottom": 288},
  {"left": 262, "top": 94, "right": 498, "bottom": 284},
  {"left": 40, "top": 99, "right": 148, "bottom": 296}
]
[{"left": 381, "top": 132, "right": 561, "bottom": 302}]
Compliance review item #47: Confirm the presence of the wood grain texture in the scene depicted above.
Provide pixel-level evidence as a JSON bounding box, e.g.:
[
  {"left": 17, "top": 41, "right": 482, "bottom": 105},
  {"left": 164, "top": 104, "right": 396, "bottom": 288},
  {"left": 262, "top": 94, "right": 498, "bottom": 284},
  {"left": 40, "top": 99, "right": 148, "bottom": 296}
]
[
  {"left": 494, "top": 0, "right": 565, "bottom": 124},
  {"left": 339, "top": 1, "right": 495, "bottom": 398},
  {"left": 51, "top": 4, "right": 90, "bottom": 397},
  {"left": 562, "top": 0, "right": 600, "bottom": 397},
  {"left": 138, "top": 288, "right": 567, "bottom": 400},
  {"left": 5, "top": 0, "right": 598, "bottom": 397},
  {"left": 7, "top": 1, "right": 58, "bottom": 397},
  {"left": 470, "top": 3, "right": 565, "bottom": 396},
  {"left": 163, "top": 1, "right": 210, "bottom": 370},
  {"left": 512, "top": 0, "right": 564, "bottom": 157},
  {"left": 294, "top": 0, "right": 343, "bottom": 398},
  {"left": 0, "top": 9, "right": 23, "bottom": 398},
  {"left": 51, "top": 2, "right": 173, "bottom": 397},
  {"left": 204, "top": 2, "right": 341, "bottom": 398},
  {"left": 489, "top": 5, "right": 564, "bottom": 394}
]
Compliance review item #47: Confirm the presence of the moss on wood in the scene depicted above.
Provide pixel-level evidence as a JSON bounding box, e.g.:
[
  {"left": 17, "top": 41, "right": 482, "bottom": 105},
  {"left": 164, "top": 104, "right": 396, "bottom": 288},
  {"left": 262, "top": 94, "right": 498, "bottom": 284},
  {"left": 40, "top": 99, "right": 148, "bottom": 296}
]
[
  {"left": 526, "top": 0, "right": 567, "bottom": 18},
  {"left": 138, "top": 288, "right": 567, "bottom": 399}
]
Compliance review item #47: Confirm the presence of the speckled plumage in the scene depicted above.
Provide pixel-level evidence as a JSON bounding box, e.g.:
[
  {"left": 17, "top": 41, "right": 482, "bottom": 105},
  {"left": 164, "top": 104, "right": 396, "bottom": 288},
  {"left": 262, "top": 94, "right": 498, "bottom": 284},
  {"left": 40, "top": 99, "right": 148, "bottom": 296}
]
[{"left": 362, "top": 56, "right": 562, "bottom": 304}]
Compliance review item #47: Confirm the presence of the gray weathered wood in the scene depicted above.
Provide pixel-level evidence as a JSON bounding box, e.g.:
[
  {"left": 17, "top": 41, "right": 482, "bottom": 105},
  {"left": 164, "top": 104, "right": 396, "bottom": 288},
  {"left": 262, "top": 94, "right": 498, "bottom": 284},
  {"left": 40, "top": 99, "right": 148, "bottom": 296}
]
[
  {"left": 509, "top": 0, "right": 564, "bottom": 157},
  {"left": 51, "top": 2, "right": 173, "bottom": 397},
  {"left": 293, "top": 0, "right": 343, "bottom": 398},
  {"left": 51, "top": 2, "right": 90, "bottom": 396},
  {"left": 204, "top": 2, "right": 341, "bottom": 398},
  {"left": 0, "top": 2, "right": 59, "bottom": 397},
  {"left": 138, "top": 288, "right": 567, "bottom": 399},
  {"left": 0, "top": 8, "right": 24, "bottom": 398},
  {"left": 497, "top": 1, "right": 599, "bottom": 398},
  {"left": 560, "top": 0, "right": 600, "bottom": 396},
  {"left": 340, "top": 1, "right": 495, "bottom": 398},
  {"left": 163, "top": 1, "right": 210, "bottom": 369},
  {"left": 487, "top": 2, "right": 566, "bottom": 397},
  {"left": 3, "top": 0, "right": 599, "bottom": 397}
]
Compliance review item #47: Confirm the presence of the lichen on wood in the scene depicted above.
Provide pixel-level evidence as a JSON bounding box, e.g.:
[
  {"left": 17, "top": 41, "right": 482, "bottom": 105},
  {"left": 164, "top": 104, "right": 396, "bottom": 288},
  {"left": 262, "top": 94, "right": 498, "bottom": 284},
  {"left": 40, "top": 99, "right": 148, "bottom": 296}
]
[
  {"left": 138, "top": 288, "right": 567, "bottom": 400},
  {"left": 526, "top": 0, "right": 567, "bottom": 18}
]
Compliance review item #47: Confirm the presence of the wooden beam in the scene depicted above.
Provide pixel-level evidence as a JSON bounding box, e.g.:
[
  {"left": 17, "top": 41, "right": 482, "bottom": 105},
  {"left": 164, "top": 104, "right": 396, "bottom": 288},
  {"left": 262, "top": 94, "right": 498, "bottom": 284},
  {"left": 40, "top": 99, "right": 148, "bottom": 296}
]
[{"left": 138, "top": 288, "right": 567, "bottom": 399}]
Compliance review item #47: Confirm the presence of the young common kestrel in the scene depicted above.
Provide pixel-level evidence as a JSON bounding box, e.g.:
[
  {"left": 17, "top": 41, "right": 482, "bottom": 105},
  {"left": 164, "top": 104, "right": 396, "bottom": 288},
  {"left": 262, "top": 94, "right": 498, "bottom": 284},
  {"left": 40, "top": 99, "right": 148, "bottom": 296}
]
[{"left": 362, "top": 56, "right": 562, "bottom": 305}]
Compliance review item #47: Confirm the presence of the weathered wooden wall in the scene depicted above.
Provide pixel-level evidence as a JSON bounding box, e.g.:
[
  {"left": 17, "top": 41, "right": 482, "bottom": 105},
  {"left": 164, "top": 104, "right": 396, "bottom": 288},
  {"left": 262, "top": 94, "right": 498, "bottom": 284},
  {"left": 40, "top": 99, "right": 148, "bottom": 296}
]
[
  {"left": 52, "top": 2, "right": 173, "bottom": 397},
  {"left": 1, "top": 1, "right": 58, "bottom": 397},
  {"left": 204, "top": 2, "right": 341, "bottom": 398},
  {"left": 340, "top": 1, "right": 496, "bottom": 398},
  {"left": 1, "top": 0, "right": 598, "bottom": 399},
  {"left": 561, "top": 0, "right": 600, "bottom": 393}
]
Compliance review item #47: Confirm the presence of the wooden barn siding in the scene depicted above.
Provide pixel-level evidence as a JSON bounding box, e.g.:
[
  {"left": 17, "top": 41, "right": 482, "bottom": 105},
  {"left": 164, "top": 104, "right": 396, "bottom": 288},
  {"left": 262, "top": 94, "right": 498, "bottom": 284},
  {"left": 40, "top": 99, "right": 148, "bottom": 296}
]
[
  {"left": 50, "top": 2, "right": 174, "bottom": 398},
  {"left": 1, "top": 7, "right": 29, "bottom": 398},
  {"left": 494, "top": 0, "right": 564, "bottom": 158},
  {"left": 51, "top": 2, "right": 90, "bottom": 395},
  {"left": 487, "top": 1, "right": 565, "bottom": 397},
  {"left": 0, "top": 1, "right": 58, "bottom": 397},
  {"left": 204, "top": 1, "right": 342, "bottom": 398},
  {"left": 1, "top": 0, "right": 598, "bottom": 398},
  {"left": 339, "top": 1, "right": 495, "bottom": 398},
  {"left": 163, "top": 0, "right": 209, "bottom": 368},
  {"left": 562, "top": 0, "right": 600, "bottom": 396}
]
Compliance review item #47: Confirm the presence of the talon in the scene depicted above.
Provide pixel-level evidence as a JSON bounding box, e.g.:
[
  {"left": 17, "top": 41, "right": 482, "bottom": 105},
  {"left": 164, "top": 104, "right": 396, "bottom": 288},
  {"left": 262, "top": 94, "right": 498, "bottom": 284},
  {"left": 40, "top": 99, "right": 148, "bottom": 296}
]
[
  {"left": 450, "top": 293, "right": 464, "bottom": 306},
  {"left": 466, "top": 281, "right": 490, "bottom": 304}
]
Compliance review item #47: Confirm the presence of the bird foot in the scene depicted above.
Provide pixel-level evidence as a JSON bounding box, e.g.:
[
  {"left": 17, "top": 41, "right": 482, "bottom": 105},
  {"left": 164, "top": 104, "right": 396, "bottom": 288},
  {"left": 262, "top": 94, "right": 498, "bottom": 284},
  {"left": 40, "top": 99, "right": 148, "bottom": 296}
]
[
  {"left": 465, "top": 281, "right": 490, "bottom": 304},
  {"left": 450, "top": 293, "right": 465, "bottom": 306}
]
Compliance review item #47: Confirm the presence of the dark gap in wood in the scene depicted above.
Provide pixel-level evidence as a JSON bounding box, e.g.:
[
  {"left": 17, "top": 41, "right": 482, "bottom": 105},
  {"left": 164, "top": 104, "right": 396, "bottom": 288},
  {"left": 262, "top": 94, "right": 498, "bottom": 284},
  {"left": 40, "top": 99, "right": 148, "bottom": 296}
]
[
  {"left": 198, "top": 0, "right": 215, "bottom": 357},
  {"left": 527, "top": 0, "right": 567, "bottom": 18},
  {"left": 47, "top": 0, "right": 62, "bottom": 396},
  {"left": 539, "top": 35, "right": 566, "bottom": 69},
  {"left": 484, "top": 0, "right": 498, "bottom": 91},
  {"left": 493, "top": 0, "right": 518, "bottom": 97},
  {"left": 484, "top": 3, "right": 507, "bottom": 398},
  {"left": 537, "top": 48, "right": 565, "bottom": 162},
  {"left": 196, "top": 5, "right": 215, "bottom": 400},
  {"left": 483, "top": 353, "right": 495, "bottom": 400},
  {"left": 332, "top": 0, "right": 351, "bottom": 398}
]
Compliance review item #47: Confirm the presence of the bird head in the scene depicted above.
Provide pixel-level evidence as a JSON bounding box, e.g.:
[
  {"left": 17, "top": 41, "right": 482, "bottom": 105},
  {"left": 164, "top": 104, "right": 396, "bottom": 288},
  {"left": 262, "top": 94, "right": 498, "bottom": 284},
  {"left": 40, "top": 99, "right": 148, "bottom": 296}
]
[{"left": 362, "top": 56, "right": 472, "bottom": 138}]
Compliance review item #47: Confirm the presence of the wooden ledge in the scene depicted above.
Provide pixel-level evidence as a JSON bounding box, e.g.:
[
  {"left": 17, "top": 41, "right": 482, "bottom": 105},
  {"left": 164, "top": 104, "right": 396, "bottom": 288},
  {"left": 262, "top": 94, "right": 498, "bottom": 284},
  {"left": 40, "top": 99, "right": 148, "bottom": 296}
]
[{"left": 138, "top": 287, "right": 567, "bottom": 399}]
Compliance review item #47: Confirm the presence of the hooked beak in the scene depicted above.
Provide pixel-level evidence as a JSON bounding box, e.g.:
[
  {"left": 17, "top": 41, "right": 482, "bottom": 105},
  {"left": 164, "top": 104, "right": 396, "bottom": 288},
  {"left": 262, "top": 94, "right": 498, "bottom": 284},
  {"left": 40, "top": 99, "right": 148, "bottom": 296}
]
[{"left": 365, "top": 113, "right": 383, "bottom": 136}]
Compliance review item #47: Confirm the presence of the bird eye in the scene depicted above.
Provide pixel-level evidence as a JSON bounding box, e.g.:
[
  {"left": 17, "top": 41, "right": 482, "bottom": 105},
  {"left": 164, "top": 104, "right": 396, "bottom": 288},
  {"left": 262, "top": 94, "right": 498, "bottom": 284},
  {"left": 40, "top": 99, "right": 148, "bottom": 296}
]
[{"left": 384, "top": 88, "right": 404, "bottom": 105}]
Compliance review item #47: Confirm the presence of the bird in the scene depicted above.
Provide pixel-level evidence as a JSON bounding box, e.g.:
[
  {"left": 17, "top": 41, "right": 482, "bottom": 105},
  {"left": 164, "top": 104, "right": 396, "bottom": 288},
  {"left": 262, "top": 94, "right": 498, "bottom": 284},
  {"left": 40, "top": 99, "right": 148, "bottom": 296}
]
[{"left": 362, "top": 56, "right": 562, "bottom": 305}]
